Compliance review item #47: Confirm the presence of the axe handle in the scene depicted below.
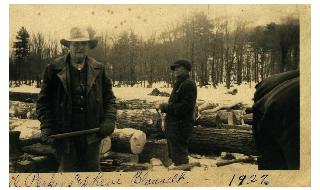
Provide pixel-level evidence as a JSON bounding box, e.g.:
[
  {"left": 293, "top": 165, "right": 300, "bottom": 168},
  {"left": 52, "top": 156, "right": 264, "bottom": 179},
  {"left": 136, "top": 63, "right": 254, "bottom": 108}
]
[
  {"left": 49, "top": 128, "right": 100, "bottom": 140},
  {"left": 20, "top": 128, "right": 100, "bottom": 146}
]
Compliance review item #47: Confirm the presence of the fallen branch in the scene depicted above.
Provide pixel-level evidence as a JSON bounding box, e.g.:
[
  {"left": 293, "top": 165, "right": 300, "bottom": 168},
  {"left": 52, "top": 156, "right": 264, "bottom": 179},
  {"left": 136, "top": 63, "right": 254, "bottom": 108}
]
[{"left": 216, "top": 157, "right": 255, "bottom": 167}]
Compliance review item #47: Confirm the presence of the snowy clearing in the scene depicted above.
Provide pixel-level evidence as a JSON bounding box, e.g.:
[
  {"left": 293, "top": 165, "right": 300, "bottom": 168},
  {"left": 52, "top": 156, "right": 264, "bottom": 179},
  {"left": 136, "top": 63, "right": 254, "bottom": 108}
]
[{"left": 9, "top": 82, "right": 256, "bottom": 106}]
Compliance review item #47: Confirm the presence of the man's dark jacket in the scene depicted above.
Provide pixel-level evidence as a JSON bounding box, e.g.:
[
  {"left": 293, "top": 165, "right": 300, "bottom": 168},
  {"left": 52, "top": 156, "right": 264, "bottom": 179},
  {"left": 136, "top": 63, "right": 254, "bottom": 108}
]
[
  {"left": 36, "top": 54, "right": 117, "bottom": 144},
  {"left": 160, "top": 74, "right": 197, "bottom": 165},
  {"left": 161, "top": 74, "right": 197, "bottom": 122}
]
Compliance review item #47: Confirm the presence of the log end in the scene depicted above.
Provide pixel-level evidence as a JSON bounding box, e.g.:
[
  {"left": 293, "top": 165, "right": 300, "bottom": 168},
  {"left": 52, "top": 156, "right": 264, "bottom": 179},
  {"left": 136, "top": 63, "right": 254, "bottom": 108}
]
[
  {"left": 130, "top": 131, "right": 146, "bottom": 154},
  {"left": 100, "top": 136, "right": 112, "bottom": 156}
]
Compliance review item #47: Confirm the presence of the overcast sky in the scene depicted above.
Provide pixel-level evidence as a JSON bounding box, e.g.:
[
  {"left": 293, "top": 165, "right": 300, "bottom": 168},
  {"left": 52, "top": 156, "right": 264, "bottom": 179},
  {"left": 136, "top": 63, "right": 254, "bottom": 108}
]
[{"left": 10, "top": 4, "right": 302, "bottom": 42}]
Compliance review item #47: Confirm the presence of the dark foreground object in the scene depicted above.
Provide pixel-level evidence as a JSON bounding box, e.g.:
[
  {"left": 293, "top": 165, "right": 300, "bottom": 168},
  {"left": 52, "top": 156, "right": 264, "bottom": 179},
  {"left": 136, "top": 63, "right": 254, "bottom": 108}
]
[{"left": 253, "top": 70, "right": 300, "bottom": 170}]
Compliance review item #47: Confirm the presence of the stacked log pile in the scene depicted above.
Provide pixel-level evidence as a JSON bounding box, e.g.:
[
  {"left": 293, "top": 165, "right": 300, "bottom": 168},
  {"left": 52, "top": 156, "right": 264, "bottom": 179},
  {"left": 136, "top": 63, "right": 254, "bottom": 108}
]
[
  {"left": 9, "top": 90, "right": 256, "bottom": 172},
  {"left": 9, "top": 91, "right": 39, "bottom": 103},
  {"left": 9, "top": 101, "right": 37, "bottom": 119}
]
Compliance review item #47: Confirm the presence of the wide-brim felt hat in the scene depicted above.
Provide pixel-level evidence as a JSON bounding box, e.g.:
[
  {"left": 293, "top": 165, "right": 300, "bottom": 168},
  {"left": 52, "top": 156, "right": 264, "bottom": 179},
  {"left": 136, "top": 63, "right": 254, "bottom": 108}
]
[{"left": 60, "top": 26, "right": 98, "bottom": 49}]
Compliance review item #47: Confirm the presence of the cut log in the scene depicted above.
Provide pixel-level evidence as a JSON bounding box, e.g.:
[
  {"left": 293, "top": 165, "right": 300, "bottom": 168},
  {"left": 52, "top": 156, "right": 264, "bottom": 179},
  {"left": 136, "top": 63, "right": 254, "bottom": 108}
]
[
  {"left": 116, "top": 99, "right": 159, "bottom": 109},
  {"left": 22, "top": 138, "right": 111, "bottom": 159},
  {"left": 243, "top": 113, "right": 253, "bottom": 125},
  {"left": 13, "top": 155, "right": 58, "bottom": 173},
  {"left": 100, "top": 136, "right": 112, "bottom": 157},
  {"left": 116, "top": 109, "right": 163, "bottom": 138},
  {"left": 199, "top": 101, "right": 243, "bottom": 113},
  {"left": 189, "top": 126, "right": 257, "bottom": 155},
  {"left": 22, "top": 143, "right": 56, "bottom": 158},
  {"left": 198, "top": 101, "right": 219, "bottom": 112},
  {"left": 9, "top": 91, "right": 39, "bottom": 103},
  {"left": 111, "top": 128, "right": 146, "bottom": 154},
  {"left": 139, "top": 139, "right": 171, "bottom": 167},
  {"left": 196, "top": 110, "right": 252, "bottom": 127}
]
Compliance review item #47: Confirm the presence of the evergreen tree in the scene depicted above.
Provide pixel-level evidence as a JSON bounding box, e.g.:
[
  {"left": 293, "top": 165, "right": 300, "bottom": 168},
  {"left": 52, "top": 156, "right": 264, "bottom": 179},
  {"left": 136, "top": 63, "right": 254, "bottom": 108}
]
[{"left": 13, "top": 27, "right": 30, "bottom": 84}]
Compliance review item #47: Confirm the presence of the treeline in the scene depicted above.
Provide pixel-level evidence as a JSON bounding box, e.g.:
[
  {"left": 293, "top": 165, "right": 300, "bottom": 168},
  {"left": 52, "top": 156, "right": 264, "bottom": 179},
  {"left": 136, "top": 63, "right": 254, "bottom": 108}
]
[
  {"left": 9, "top": 12, "right": 299, "bottom": 88},
  {"left": 9, "top": 27, "right": 68, "bottom": 87}
]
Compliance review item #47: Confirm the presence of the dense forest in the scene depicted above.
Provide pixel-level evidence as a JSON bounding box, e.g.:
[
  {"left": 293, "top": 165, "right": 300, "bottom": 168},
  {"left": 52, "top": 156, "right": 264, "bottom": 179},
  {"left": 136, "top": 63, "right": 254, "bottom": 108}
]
[{"left": 9, "top": 12, "right": 299, "bottom": 88}]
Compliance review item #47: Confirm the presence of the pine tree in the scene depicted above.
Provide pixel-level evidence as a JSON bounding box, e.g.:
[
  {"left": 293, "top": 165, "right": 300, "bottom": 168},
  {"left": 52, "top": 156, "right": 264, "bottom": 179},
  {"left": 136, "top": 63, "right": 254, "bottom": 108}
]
[{"left": 13, "top": 27, "right": 30, "bottom": 84}]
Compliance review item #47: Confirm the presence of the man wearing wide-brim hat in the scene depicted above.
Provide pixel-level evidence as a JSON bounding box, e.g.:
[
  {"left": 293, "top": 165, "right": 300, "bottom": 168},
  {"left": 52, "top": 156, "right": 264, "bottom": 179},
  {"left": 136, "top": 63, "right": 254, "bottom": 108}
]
[
  {"left": 157, "top": 59, "right": 197, "bottom": 170},
  {"left": 36, "top": 26, "right": 116, "bottom": 172}
]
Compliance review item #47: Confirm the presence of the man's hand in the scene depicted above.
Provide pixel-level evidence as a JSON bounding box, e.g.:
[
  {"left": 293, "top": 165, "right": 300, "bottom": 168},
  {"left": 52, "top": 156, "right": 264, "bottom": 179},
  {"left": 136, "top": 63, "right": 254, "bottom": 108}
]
[
  {"left": 99, "top": 119, "right": 116, "bottom": 138},
  {"left": 41, "top": 128, "right": 54, "bottom": 144}
]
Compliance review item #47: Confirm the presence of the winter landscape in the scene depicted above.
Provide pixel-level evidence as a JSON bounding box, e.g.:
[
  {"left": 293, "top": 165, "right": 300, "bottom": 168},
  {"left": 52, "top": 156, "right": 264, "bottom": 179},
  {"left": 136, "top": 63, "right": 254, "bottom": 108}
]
[{"left": 8, "top": 4, "right": 304, "bottom": 187}]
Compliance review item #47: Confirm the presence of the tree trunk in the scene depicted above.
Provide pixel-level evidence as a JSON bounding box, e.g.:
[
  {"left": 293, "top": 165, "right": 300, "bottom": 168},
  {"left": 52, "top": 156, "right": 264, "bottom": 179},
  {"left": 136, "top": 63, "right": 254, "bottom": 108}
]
[{"left": 111, "top": 128, "right": 146, "bottom": 154}]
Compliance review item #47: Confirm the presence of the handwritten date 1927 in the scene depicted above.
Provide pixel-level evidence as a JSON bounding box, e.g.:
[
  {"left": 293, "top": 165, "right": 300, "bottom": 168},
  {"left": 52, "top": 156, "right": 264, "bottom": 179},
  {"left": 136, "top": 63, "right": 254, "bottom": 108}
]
[{"left": 228, "top": 174, "right": 270, "bottom": 186}]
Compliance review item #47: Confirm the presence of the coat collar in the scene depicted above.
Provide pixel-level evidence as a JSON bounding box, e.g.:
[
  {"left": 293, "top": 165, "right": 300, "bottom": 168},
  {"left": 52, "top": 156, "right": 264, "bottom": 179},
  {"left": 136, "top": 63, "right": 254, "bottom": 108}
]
[
  {"left": 53, "top": 54, "right": 101, "bottom": 95},
  {"left": 175, "top": 74, "right": 189, "bottom": 85}
]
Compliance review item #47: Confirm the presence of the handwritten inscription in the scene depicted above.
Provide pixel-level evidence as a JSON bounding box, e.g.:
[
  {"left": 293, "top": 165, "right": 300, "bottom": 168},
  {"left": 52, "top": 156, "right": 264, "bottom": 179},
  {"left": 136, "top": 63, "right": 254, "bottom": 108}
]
[
  {"left": 9, "top": 171, "right": 188, "bottom": 187},
  {"left": 228, "top": 174, "right": 270, "bottom": 186},
  {"left": 10, "top": 173, "right": 122, "bottom": 187},
  {"left": 131, "top": 171, "right": 188, "bottom": 185}
]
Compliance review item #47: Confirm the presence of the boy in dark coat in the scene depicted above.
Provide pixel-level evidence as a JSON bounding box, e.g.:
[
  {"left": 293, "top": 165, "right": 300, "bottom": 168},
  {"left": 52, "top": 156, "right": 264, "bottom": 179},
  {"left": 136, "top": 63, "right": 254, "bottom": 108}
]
[{"left": 158, "top": 59, "right": 197, "bottom": 168}]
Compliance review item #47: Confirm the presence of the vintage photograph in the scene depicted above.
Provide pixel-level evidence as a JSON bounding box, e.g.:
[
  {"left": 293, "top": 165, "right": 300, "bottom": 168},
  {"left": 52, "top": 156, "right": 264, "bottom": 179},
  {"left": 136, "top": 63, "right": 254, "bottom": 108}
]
[{"left": 8, "top": 4, "right": 310, "bottom": 187}]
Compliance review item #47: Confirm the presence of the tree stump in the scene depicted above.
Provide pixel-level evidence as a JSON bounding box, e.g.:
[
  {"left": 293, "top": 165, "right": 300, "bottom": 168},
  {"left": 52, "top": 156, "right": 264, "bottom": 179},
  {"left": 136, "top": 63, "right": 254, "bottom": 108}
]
[{"left": 139, "top": 139, "right": 171, "bottom": 167}]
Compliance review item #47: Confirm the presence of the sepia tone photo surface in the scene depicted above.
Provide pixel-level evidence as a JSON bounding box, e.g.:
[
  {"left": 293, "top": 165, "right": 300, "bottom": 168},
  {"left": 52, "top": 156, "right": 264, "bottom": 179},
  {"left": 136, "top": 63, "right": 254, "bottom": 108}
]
[{"left": 9, "top": 4, "right": 310, "bottom": 187}]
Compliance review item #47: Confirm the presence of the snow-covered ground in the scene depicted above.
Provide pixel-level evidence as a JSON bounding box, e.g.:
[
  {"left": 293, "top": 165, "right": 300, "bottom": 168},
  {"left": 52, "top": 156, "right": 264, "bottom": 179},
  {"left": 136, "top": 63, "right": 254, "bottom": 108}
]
[
  {"left": 9, "top": 82, "right": 258, "bottom": 172},
  {"left": 9, "top": 82, "right": 256, "bottom": 106}
]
